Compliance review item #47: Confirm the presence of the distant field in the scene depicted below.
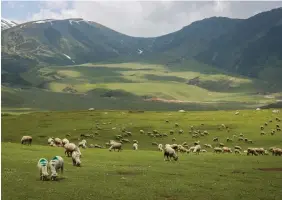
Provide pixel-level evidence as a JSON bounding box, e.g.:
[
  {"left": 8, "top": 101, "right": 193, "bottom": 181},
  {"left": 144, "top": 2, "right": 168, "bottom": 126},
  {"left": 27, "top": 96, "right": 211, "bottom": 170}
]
[
  {"left": 3, "top": 60, "right": 281, "bottom": 111},
  {"left": 1, "top": 109, "right": 282, "bottom": 200}
]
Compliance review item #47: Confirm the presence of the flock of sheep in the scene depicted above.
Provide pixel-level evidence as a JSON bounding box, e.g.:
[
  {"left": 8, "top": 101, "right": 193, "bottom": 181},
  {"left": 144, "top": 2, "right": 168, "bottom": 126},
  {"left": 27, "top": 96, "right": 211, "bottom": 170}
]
[{"left": 19, "top": 110, "right": 281, "bottom": 181}]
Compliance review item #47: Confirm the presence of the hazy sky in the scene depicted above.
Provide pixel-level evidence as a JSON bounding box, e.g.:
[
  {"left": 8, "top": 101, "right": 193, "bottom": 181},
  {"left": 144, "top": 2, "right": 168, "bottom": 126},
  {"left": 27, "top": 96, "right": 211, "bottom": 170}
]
[{"left": 2, "top": 1, "right": 282, "bottom": 37}]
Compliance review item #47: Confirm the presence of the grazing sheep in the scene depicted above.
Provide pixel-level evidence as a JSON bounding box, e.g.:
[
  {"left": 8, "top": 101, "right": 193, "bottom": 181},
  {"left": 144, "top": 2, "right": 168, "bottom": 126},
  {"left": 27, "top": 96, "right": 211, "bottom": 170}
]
[
  {"left": 264, "top": 122, "right": 268, "bottom": 126},
  {"left": 49, "top": 141, "right": 57, "bottom": 147},
  {"left": 238, "top": 137, "right": 244, "bottom": 141},
  {"left": 165, "top": 120, "right": 169, "bottom": 123},
  {"left": 48, "top": 137, "right": 54, "bottom": 144},
  {"left": 213, "top": 137, "right": 219, "bottom": 142},
  {"left": 214, "top": 147, "right": 223, "bottom": 153},
  {"left": 62, "top": 138, "right": 69, "bottom": 146},
  {"left": 271, "top": 148, "right": 282, "bottom": 156},
  {"left": 234, "top": 149, "right": 241, "bottom": 154},
  {"left": 201, "top": 149, "right": 207, "bottom": 153},
  {"left": 192, "top": 134, "right": 199, "bottom": 138},
  {"left": 133, "top": 143, "right": 138, "bottom": 150},
  {"left": 271, "top": 130, "right": 276, "bottom": 135},
  {"left": 193, "top": 144, "right": 201, "bottom": 154},
  {"left": 222, "top": 147, "right": 232, "bottom": 153},
  {"left": 64, "top": 143, "right": 81, "bottom": 157},
  {"left": 203, "top": 130, "right": 209, "bottom": 135},
  {"left": 177, "top": 145, "right": 189, "bottom": 153},
  {"left": 170, "top": 130, "right": 174, "bottom": 135},
  {"left": 37, "top": 158, "right": 49, "bottom": 181},
  {"left": 276, "top": 124, "right": 280, "bottom": 128},
  {"left": 248, "top": 140, "right": 253, "bottom": 144},
  {"left": 260, "top": 126, "right": 264, "bottom": 130},
  {"left": 276, "top": 117, "right": 281, "bottom": 122},
  {"left": 175, "top": 123, "right": 179, "bottom": 127},
  {"left": 260, "top": 131, "right": 265, "bottom": 135},
  {"left": 277, "top": 127, "right": 281, "bottom": 131},
  {"left": 239, "top": 133, "right": 244, "bottom": 137},
  {"left": 109, "top": 140, "right": 122, "bottom": 152},
  {"left": 72, "top": 151, "right": 81, "bottom": 166},
  {"left": 188, "top": 146, "right": 195, "bottom": 152},
  {"left": 255, "top": 148, "right": 265, "bottom": 155},
  {"left": 21, "top": 136, "right": 32, "bottom": 145},
  {"left": 158, "top": 144, "right": 163, "bottom": 152},
  {"left": 235, "top": 111, "right": 239, "bottom": 115},
  {"left": 164, "top": 145, "right": 178, "bottom": 161},
  {"left": 247, "top": 148, "right": 258, "bottom": 156},
  {"left": 219, "top": 143, "right": 224, "bottom": 147},
  {"left": 204, "top": 144, "right": 212, "bottom": 148},
  {"left": 121, "top": 138, "right": 130, "bottom": 143},
  {"left": 178, "top": 129, "right": 184, "bottom": 134},
  {"left": 133, "top": 140, "right": 138, "bottom": 144},
  {"left": 49, "top": 156, "right": 64, "bottom": 181},
  {"left": 140, "top": 130, "right": 144, "bottom": 134},
  {"left": 78, "top": 139, "right": 87, "bottom": 149},
  {"left": 54, "top": 138, "right": 63, "bottom": 147},
  {"left": 226, "top": 137, "right": 233, "bottom": 142},
  {"left": 172, "top": 138, "right": 176, "bottom": 142},
  {"left": 234, "top": 146, "right": 242, "bottom": 150}
]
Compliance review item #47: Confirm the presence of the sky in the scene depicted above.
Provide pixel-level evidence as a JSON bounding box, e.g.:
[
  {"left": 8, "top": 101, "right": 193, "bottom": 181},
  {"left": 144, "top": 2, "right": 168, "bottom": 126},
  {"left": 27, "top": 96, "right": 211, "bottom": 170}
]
[{"left": 1, "top": 1, "right": 282, "bottom": 37}]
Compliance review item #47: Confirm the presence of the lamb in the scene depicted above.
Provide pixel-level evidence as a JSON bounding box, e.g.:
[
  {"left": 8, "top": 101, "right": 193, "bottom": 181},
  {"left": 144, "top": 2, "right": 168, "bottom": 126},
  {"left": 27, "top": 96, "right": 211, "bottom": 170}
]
[
  {"left": 193, "top": 144, "right": 201, "bottom": 154},
  {"left": 133, "top": 143, "right": 138, "bottom": 150},
  {"left": 72, "top": 151, "right": 81, "bottom": 167},
  {"left": 109, "top": 140, "right": 122, "bottom": 152},
  {"left": 64, "top": 143, "right": 81, "bottom": 157},
  {"left": 214, "top": 147, "right": 223, "bottom": 153},
  {"left": 21, "top": 136, "right": 32, "bottom": 145},
  {"left": 49, "top": 156, "right": 64, "bottom": 181},
  {"left": 62, "top": 138, "right": 69, "bottom": 145},
  {"left": 37, "top": 158, "right": 49, "bottom": 181},
  {"left": 158, "top": 144, "right": 163, "bottom": 152},
  {"left": 164, "top": 145, "right": 178, "bottom": 161}
]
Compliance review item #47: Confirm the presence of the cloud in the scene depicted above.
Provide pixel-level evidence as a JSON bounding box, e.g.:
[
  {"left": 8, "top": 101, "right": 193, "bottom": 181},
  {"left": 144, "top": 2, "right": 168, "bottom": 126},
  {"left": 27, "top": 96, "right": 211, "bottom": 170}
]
[{"left": 23, "top": 1, "right": 282, "bottom": 37}]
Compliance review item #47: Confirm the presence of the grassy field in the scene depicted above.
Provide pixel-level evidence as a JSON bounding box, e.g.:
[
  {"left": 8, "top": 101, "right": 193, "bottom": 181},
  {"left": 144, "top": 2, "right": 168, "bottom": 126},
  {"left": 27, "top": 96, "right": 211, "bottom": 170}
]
[
  {"left": 3, "top": 60, "right": 278, "bottom": 112},
  {"left": 1, "top": 109, "right": 282, "bottom": 200}
]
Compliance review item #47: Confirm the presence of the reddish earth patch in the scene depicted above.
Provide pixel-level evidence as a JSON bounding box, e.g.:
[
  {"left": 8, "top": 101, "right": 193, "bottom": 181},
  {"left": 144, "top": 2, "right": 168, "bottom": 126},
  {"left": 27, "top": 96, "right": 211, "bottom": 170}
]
[{"left": 258, "top": 168, "right": 282, "bottom": 171}]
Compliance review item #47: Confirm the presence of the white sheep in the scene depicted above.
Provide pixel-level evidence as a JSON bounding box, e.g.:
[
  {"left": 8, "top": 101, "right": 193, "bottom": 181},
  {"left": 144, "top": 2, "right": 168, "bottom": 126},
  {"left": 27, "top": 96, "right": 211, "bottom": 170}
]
[
  {"left": 37, "top": 158, "right": 49, "bottom": 181},
  {"left": 21, "top": 136, "right": 32, "bottom": 145},
  {"left": 72, "top": 151, "right": 81, "bottom": 167},
  {"left": 64, "top": 143, "right": 81, "bottom": 157},
  {"left": 54, "top": 138, "right": 63, "bottom": 147},
  {"left": 62, "top": 138, "right": 69, "bottom": 145},
  {"left": 108, "top": 140, "right": 122, "bottom": 152},
  {"left": 49, "top": 156, "right": 64, "bottom": 180},
  {"left": 78, "top": 139, "right": 87, "bottom": 149},
  {"left": 48, "top": 137, "right": 54, "bottom": 144},
  {"left": 133, "top": 143, "right": 138, "bottom": 150},
  {"left": 164, "top": 145, "right": 178, "bottom": 161},
  {"left": 193, "top": 144, "right": 201, "bottom": 154}
]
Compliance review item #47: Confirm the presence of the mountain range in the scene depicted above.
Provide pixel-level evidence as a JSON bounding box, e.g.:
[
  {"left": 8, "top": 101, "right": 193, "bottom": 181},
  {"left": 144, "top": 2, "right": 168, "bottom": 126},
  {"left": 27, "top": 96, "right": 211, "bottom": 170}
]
[
  {"left": 1, "top": 7, "right": 282, "bottom": 111},
  {"left": 1, "top": 18, "right": 18, "bottom": 31}
]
